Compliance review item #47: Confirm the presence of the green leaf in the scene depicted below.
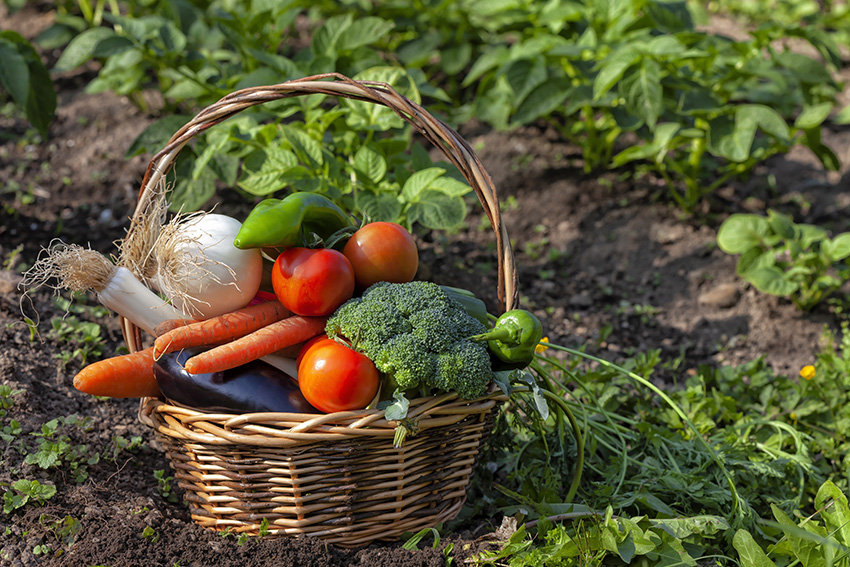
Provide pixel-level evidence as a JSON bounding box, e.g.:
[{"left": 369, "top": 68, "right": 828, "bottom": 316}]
[
  {"left": 826, "top": 234, "right": 850, "bottom": 262},
  {"left": 815, "top": 480, "right": 850, "bottom": 546},
  {"left": 733, "top": 529, "right": 778, "bottom": 567},
  {"left": 804, "top": 138, "right": 840, "bottom": 171},
  {"left": 407, "top": 190, "right": 467, "bottom": 230},
  {"left": 611, "top": 143, "right": 659, "bottom": 168},
  {"left": 338, "top": 17, "right": 394, "bottom": 51},
  {"left": 429, "top": 176, "right": 471, "bottom": 197},
  {"left": 621, "top": 59, "right": 662, "bottom": 128},
  {"left": 795, "top": 102, "right": 833, "bottom": 130},
  {"left": 441, "top": 43, "right": 472, "bottom": 76},
  {"left": 170, "top": 159, "right": 215, "bottom": 212},
  {"left": 238, "top": 147, "right": 299, "bottom": 196},
  {"left": 746, "top": 266, "right": 799, "bottom": 296},
  {"left": 505, "top": 56, "right": 547, "bottom": 103},
  {"left": 766, "top": 209, "right": 795, "bottom": 240},
  {"left": 835, "top": 104, "right": 850, "bottom": 125},
  {"left": 53, "top": 27, "right": 116, "bottom": 71},
  {"left": 651, "top": 516, "right": 730, "bottom": 538},
  {"left": 737, "top": 249, "right": 774, "bottom": 277},
  {"left": 312, "top": 14, "right": 353, "bottom": 56},
  {"left": 125, "top": 115, "right": 191, "bottom": 158},
  {"left": 382, "top": 390, "right": 410, "bottom": 421},
  {"left": 91, "top": 35, "right": 134, "bottom": 58},
  {"left": 717, "top": 214, "right": 770, "bottom": 254},
  {"left": 738, "top": 104, "right": 790, "bottom": 142},
  {"left": 512, "top": 77, "right": 571, "bottom": 125},
  {"left": 463, "top": 46, "right": 510, "bottom": 86},
  {"left": 0, "top": 31, "right": 56, "bottom": 136},
  {"left": 708, "top": 113, "right": 755, "bottom": 163},
  {"left": 0, "top": 39, "right": 29, "bottom": 107},
  {"left": 357, "top": 190, "right": 403, "bottom": 223},
  {"left": 281, "top": 125, "right": 324, "bottom": 170},
  {"left": 796, "top": 223, "right": 828, "bottom": 248},
  {"left": 653, "top": 537, "right": 697, "bottom": 567},
  {"left": 345, "top": 67, "right": 419, "bottom": 130},
  {"left": 397, "top": 31, "right": 441, "bottom": 67},
  {"left": 776, "top": 51, "right": 834, "bottom": 85},
  {"left": 593, "top": 48, "right": 640, "bottom": 100},
  {"left": 401, "top": 167, "right": 445, "bottom": 202},
  {"left": 353, "top": 145, "right": 388, "bottom": 184},
  {"left": 771, "top": 504, "right": 827, "bottom": 567}
]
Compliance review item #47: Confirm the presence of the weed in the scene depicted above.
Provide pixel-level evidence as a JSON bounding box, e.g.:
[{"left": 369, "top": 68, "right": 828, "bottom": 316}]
[
  {"left": 718, "top": 209, "right": 850, "bottom": 310},
  {"left": 2, "top": 480, "right": 56, "bottom": 514},
  {"left": 153, "top": 470, "right": 178, "bottom": 503},
  {"left": 141, "top": 526, "right": 159, "bottom": 543},
  {"left": 25, "top": 415, "right": 99, "bottom": 483}
]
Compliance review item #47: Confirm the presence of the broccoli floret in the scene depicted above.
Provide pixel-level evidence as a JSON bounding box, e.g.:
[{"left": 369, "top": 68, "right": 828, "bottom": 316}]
[
  {"left": 325, "top": 281, "right": 494, "bottom": 399},
  {"left": 374, "top": 334, "right": 436, "bottom": 392},
  {"left": 434, "top": 341, "right": 493, "bottom": 400},
  {"left": 326, "top": 294, "right": 412, "bottom": 347}
]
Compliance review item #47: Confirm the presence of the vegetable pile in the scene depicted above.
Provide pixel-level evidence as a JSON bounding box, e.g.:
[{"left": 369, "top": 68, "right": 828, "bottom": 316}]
[{"left": 23, "top": 190, "right": 543, "bottom": 430}]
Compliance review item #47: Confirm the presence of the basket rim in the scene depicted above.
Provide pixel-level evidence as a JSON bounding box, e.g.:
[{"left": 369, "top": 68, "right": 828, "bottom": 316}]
[{"left": 139, "top": 384, "right": 508, "bottom": 446}]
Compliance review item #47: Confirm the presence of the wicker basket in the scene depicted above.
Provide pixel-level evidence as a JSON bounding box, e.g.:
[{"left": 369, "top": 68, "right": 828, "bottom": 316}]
[{"left": 128, "top": 73, "right": 518, "bottom": 547}]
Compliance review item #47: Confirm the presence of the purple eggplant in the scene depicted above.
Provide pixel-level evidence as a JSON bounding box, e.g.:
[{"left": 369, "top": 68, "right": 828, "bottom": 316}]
[{"left": 153, "top": 348, "right": 318, "bottom": 414}]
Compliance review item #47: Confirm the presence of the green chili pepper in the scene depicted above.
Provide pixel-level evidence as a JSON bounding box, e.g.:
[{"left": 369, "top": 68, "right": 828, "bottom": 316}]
[
  {"left": 233, "top": 192, "right": 354, "bottom": 250},
  {"left": 470, "top": 309, "right": 543, "bottom": 369}
]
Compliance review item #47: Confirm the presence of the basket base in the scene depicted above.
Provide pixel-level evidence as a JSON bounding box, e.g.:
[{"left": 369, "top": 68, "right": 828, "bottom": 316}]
[{"left": 148, "top": 406, "right": 497, "bottom": 547}]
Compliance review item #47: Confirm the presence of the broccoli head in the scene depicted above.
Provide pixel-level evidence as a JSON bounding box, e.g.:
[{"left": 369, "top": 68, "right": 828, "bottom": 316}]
[{"left": 325, "top": 281, "right": 494, "bottom": 399}]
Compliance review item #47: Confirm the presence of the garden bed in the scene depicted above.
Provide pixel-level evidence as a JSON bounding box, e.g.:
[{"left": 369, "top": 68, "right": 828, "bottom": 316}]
[{"left": 1, "top": 2, "right": 850, "bottom": 565}]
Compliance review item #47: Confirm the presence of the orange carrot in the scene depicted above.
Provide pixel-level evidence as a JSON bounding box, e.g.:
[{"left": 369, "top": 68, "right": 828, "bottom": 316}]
[
  {"left": 153, "top": 300, "right": 290, "bottom": 358},
  {"left": 184, "top": 316, "right": 328, "bottom": 375},
  {"left": 73, "top": 346, "right": 160, "bottom": 398},
  {"left": 153, "top": 318, "right": 197, "bottom": 337}
]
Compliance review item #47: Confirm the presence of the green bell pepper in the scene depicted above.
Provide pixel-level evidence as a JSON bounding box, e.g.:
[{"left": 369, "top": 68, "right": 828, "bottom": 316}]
[
  {"left": 470, "top": 309, "right": 543, "bottom": 369},
  {"left": 233, "top": 192, "right": 354, "bottom": 250}
]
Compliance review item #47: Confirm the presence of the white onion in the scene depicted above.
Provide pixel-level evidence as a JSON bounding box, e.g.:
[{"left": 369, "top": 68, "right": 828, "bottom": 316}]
[{"left": 153, "top": 213, "right": 263, "bottom": 319}]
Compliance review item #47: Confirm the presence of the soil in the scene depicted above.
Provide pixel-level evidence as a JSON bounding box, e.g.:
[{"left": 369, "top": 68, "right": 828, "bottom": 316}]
[{"left": 2, "top": 4, "right": 850, "bottom": 566}]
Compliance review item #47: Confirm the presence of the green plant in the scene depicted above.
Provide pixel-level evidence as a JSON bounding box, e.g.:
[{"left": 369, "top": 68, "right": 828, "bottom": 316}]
[
  {"left": 25, "top": 415, "right": 99, "bottom": 483},
  {"left": 39, "top": 514, "right": 82, "bottom": 552},
  {"left": 153, "top": 469, "right": 178, "bottom": 503},
  {"left": 48, "top": 315, "right": 105, "bottom": 368},
  {"left": 2, "top": 480, "right": 56, "bottom": 514},
  {"left": 308, "top": 0, "right": 843, "bottom": 212},
  {"left": 141, "top": 526, "right": 159, "bottom": 543},
  {"left": 717, "top": 209, "right": 850, "bottom": 310},
  {"left": 0, "top": 31, "right": 56, "bottom": 136}
]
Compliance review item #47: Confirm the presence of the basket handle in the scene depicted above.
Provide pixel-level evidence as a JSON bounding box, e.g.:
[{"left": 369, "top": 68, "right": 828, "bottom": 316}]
[{"left": 122, "top": 73, "right": 517, "bottom": 352}]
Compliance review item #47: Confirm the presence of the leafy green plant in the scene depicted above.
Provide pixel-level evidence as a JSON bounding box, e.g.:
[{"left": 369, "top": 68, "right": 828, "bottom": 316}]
[
  {"left": 0, "top": 385, "right": 23, "bottom": 444},
  {"left": 717, "top": 209, "right": 850, "bottom": 310},
  {"left": 141, "top": 526, "right": 159, "bottom": 543},
  {"left": 2, "top": 480, "right": 56, "bottom": 514},
  {"left": 0, "top": 31, "right": 57, "bottom": 137},
  {"left": 25, "top": 415, "right": 99, "bottom": 483},
  {"left": 153, "top": 469, "right": 177, "bottom": 503},
  {"left": 38, "top": 514, "right": 83, "bottom": 554},
  {"left": 302, "top": 0, "right": 844, "bottom": 212},
  {"left": 48, "top": 315, "right": 105, "bottom": 368}
]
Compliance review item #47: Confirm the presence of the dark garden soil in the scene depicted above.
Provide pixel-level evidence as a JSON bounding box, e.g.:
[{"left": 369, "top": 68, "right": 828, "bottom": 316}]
[{"left": 2, "top": 4, "right": 850, "bottom": 567}]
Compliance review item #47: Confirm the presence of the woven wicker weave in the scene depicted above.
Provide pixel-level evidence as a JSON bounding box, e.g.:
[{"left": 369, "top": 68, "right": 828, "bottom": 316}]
[{"left": 129, "top": 73, "right": 517, "bottom": 547}]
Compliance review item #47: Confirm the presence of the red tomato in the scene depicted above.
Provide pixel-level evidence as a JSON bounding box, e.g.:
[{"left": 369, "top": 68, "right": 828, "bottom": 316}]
[
  {"left": 297, "top": 338, "right": 380, "bottom": 413},
  {"left": 296, "top": 334, "right": 328, "bottom": 368},
  {"left": 272, "top": 248, "right": 355, "bottom": 316},
  {"left": 343, "top": 222, "right": 418, "bottom": 289}
]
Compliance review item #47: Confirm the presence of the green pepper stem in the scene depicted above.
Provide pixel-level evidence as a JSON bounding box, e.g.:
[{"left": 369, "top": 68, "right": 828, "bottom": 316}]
[{"left": 469, "top": 327, "right": 515, "bottom": 344}]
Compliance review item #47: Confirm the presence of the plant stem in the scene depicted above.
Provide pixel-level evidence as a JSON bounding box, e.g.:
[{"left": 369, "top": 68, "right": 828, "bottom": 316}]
[{"left": 544, "top": 343, "right": 745, "bottom": 523}]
